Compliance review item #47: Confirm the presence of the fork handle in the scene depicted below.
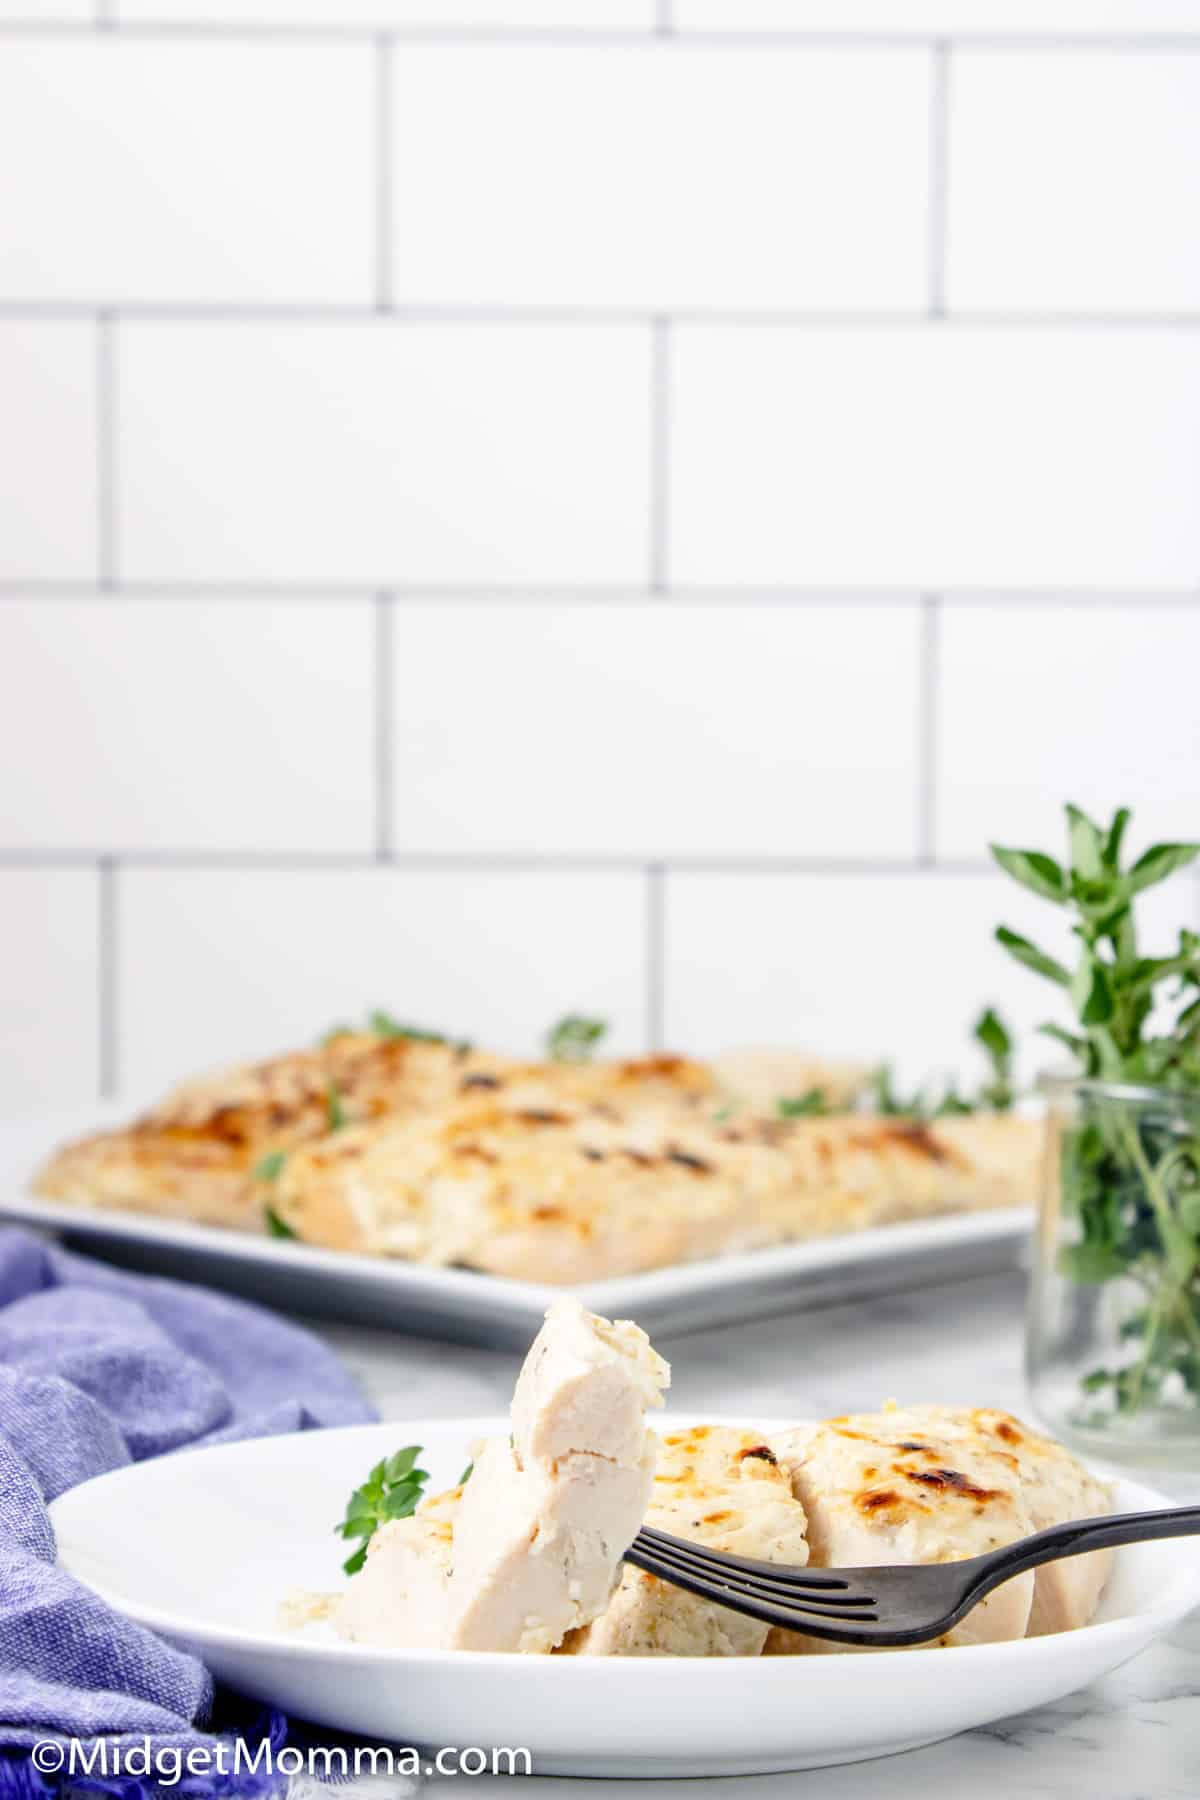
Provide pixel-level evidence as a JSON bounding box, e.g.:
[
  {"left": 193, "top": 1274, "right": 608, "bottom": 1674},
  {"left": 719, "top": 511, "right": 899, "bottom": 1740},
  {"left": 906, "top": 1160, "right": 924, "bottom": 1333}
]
[{"left": 968, "top": 1504, "right": 1200, "bottom": 1602}]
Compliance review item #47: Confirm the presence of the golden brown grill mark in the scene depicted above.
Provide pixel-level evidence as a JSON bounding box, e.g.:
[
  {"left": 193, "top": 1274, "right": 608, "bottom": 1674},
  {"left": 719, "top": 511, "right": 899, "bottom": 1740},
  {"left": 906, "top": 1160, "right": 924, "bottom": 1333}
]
[
  {"left": 904, "top": 1468, "right": 1003, "bottom": 1503},
  {"left": 666, "top": 1147, "right": 714, "bottom": 1175},
  {"left": 737, "top": 1444, "right": 778, "bottom": 1465},
  {"left": 856, "top": 1489, "right": 903, "bottom": 1514}
]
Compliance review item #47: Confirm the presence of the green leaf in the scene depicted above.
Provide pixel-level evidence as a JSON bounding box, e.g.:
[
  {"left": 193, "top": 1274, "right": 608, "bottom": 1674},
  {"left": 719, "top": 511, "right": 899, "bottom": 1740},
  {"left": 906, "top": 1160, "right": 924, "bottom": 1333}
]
[
  {"left": 989, "top": 845, "right": 1068, "bottom": 904},
  {"left": 384, "top": 1446, "right": 419, "bottom": 1483},
  {"left": 253, "top": 1150, "right": 287, "bottom": 1183},
  {"left": 1066, "top": 804, "right": 1106, "bottom": 882},
  {"left": 1038, "top": 1022, "right": 1086, "bottom": 1060},
  {"left": 458, "top": 1462, "right": 474, "bottom": 1486},
  {"left": 264, "top": 1206, "right": 297, "bottom": 1239},
  {"left": 973, "top": 1006, "right": 1011, "bottom": 1062},
  {"left": 776, "top": 1090, "right": 830, "bottom": 1119},
  {"left": 336, "top": 1443, "right": 431, "bottom": 1577},
  {"left": 995, "top": 926, "right": 1070, "bottom": 987},
  {"left": 1102, "top": 808, "right": 1132, "bottom": 871},
  {"left": 1071, "top": 958, "right": 1115, "bottom": 1025},
  {"left": 369, "top": 1011, "right": 450, "bottom": 1045},
  {"left": 545, "top": 1014, "right": 609, "bottom": 1064},
  {"left": 1059, "top": 1241, "right": 1128, "bottom": 1284},
  {"left": 325, "top": 1083, "right": 347, "bottom": 1132},
  {"left": 1126, "top": 842, "right": 1200, "bottom": 896}
]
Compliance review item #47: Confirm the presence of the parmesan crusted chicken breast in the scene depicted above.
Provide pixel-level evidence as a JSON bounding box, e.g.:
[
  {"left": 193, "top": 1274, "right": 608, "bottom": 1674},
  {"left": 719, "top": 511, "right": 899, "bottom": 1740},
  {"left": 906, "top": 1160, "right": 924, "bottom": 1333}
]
[
  {"left": 269, "top": 1100, "right": 1039, "bottom": 1282},
  {"left": 334, "top": 1301, "right": 668, "bottom": 1654},
  {"left": 766, "top": 1405, "right": 1112, "bottom": 1653},
  {"left": 561, "top": 1427, "right": 810, "bottom": 1658},
  {"left": 35, "top": 1015, "right": 1035, "bottom": 1283},
  {"left": 35, "top": 1033, "right": 519, "bottom": 1233}
]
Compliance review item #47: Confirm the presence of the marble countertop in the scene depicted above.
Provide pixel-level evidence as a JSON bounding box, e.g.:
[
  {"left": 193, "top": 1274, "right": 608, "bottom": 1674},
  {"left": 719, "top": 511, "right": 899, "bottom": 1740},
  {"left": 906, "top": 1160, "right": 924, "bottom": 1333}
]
[{"left": 308, "top": 1267, "right": 1200, "bottom": 1799}]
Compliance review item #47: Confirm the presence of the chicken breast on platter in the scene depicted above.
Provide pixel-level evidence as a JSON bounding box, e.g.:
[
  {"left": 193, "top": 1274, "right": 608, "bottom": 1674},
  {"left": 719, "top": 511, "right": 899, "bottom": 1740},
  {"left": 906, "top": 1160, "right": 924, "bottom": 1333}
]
[
  {"left": 561, "top": 1427, "right": 810, "bottom": 1658},
  {"left": 35, "top": 1032, "right": 518, "bottom": 1233},
  {"left": 272, "top": 1096, "right": 786, "bottom": 1281},
  {"left": 709, "top": 1048, "right": 869, "bottom": 1117},
  {"left": 766, "top": 1404, "right": 1112, "bottom": 1654},
  {"left": 334, "top": 1301, "right": 669, "bottom": 1653}
]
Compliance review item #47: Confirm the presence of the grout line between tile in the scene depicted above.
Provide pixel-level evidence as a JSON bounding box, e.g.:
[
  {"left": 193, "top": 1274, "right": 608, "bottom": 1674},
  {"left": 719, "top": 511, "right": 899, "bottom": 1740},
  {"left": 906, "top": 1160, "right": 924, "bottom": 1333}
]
[
  {"left": 374, "top": 35, "right": 393, "bottom": 313},
  {"left": 928, "top": 40, "right": 950, "bottom": 320},
  {"left": 918, "top": 595, "right": 941, "bottom": 866},
  {"left": 645, "top": 864, "right": 666, "bottom": 1049},
  {"left": 98, "top": 858, "right": 118, "bottom": 1099},
  {"left": 0, "top": 849, "right": 1000, "bottom": 876},
  {"left": 1, "top": 23, "right": 1199, "bottom": 47},
  {"left": 96, "top": 313, "right": 117, "bottom": 590},
  {"left": 7, "top": 302, "right": 1200, "bottom": 329},
  {"left": 650, "top": 316, "right": 671, "bottom": 595},
  {"left": 1, "top": 583, "right": 1198, "bottom": 606},
  {"left": 374, "top": 591, "right": 395, "bottom": 860}
]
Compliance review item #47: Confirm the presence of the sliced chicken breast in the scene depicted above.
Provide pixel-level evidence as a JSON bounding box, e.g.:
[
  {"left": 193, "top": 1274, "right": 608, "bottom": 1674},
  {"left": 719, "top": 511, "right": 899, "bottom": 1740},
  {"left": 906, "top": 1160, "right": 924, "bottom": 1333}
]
[
  {"left": 958, "top": 1407, "right": 1113, "bottom": 1635},
  {"left": 766, "top": 1405, "right": 1042, "bottom": 1651},
  {"left": 334, "top": 1301, "right": 669, "bottom": 1653},
  {"left": 562, "top": 1427, "right": 810, "bottom": 1658},
  {"left": 332, "top": 1485, "right": 459, "bottom": 1650}
]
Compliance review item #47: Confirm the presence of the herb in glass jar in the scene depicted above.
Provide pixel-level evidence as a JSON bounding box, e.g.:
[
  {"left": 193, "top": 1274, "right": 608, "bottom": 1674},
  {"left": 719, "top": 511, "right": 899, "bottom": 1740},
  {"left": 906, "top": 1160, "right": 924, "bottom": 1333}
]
[{"left": 993, "top": 805, "right": 1200, "bottom": 1429}]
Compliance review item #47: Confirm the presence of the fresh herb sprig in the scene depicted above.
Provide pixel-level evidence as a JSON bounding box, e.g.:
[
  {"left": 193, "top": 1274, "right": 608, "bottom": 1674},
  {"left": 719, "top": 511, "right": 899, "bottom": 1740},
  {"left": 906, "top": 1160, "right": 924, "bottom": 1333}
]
[
  {"left": 336, "top": 1447, "right": 430, "bottom": 1576},
  {"left": 993, "top": 804, "right": 1200, "bottom": 1419},
  {"left": 776, "top": 1090, "right": 831, "bottom": 1119},
  {"left": 867, "top": 1008, "right": 1016, "bottom": 1122},
  {"left": 546, "top": 1014, "right": 608, "bottom": 1063}
]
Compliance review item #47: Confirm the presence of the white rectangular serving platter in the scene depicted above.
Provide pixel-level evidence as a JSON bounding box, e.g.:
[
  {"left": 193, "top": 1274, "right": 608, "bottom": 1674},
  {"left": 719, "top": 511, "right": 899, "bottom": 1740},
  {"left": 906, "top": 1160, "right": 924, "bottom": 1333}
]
[{"left": 0, "top": 1105, "right": 1031, "bottom": 1349}]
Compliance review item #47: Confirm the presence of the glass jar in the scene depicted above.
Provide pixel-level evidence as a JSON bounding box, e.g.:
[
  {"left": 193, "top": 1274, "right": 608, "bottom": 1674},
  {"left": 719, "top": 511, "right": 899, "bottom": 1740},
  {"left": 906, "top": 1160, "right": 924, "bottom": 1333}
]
[{"left": 1028, "top": 1076, "right": 1200, "bottom": 1469}]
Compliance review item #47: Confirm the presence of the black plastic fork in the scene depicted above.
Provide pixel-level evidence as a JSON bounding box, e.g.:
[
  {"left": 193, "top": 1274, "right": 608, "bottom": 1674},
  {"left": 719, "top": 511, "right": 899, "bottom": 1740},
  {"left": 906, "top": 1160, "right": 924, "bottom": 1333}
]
[{"left": 623, "top": 1505, "right": 1200, "bottom": 1646}]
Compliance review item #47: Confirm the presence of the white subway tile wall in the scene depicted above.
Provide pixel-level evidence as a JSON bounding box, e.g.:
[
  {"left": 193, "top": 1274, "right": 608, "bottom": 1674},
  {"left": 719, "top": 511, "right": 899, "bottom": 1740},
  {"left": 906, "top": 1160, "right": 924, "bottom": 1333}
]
[
  {"left": 388, "top": 601, "right": 923, "bottom": 858},
  {"left": 387, "top": 46, "right": 933, "bottom": 310},
  {"left": 0, "top": 323, "right": 97, "bottom": 581},
  {"left": 0, "top": 599, "right": 378, "bottom": 851},
  {"left": 0, "top": 40, "right": 376, "bottom": 304},
  {"left": 0, "top": 6, "right": 1197, "bottom": 1119},
  {"left": 0, "top": 870, "right": 99, "bottom": 1112},
  {"left": 117, "top": 322, "right": 652, "bottom": 586},
  {"left": 117, "top": 868, "right": 650, "bottom": 1099},
  {"left": 947, "top": 51, "right": 1200, "bottom": 314}
]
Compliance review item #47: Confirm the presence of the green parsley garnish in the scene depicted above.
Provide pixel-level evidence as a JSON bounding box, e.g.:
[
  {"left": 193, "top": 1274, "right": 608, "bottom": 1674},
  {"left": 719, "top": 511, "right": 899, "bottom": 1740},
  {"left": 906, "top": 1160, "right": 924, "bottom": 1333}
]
[
  {"left": 458, "top": 1461, "right": 474, "bottom": 1486},
  {"left": 546, "top": 1015, "right": 608, "bottom": 1063},
  {"left": 369, "top": 1010, "right": 449, "bottom": 1044},
  {"left": 264, "top": 1206, "right": 297, "bottom": 1240},
  {"left": 252, "top": 1150, "right": 287, "bottom": 1183},
  {"left": 776, "top": 1090, "right": 830, "bottom": 1119},
  {"left": 868, "top": 1007, "right": 1016, "bottom": 1121},
  {"left": 336, "top": 1447, "right": 430, "bottom": 1576},
  {"left": 325, "top": 1083, "right": 347, "bottom": 1132}
]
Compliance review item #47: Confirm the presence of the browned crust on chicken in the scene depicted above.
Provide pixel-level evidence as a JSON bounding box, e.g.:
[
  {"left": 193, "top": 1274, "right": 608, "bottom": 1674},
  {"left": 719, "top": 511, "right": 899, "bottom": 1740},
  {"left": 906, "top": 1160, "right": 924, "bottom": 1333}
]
[{"left": 35, "top": 1030, "right": 1036, "bottom": 1277}]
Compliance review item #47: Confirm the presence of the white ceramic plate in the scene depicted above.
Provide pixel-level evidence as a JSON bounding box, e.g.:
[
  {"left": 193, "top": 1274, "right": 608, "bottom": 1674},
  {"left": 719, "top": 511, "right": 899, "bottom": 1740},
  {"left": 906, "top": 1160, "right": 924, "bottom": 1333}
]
[
  {"left": 0, "top": 1105, "right": 1029, "bottom": 1349},
  {"left": 50, "top": 1415, "right": 1200, "bottom": 1778}
]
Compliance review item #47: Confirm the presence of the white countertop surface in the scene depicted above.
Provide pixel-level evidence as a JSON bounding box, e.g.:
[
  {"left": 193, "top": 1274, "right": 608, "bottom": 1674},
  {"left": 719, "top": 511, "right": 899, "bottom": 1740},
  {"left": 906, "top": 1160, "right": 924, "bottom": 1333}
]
[{"left": 308, "top": 1267, "right": 1200, "bottom": 1799}]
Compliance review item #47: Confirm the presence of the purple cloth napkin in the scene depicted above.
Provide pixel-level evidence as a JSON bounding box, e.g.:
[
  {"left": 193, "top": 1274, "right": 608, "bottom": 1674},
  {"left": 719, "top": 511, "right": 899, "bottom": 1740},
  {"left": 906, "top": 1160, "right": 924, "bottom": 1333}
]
[{"left": 0, "top": 1226, "right": 375, "bottom": 1789}]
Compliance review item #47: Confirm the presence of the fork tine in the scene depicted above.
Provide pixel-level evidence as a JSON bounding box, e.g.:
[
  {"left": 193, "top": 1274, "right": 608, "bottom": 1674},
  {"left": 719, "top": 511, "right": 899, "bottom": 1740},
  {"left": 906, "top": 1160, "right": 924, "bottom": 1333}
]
[
  {"left": 624, "top": 1545, "right": 882, "bottom": 1633},
  {"left": 632, "top": 1535, "right": 877, "bottom": 1608},
  {"left": 636, "top": 1526, "right": 853, "bottom": 1590}
]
